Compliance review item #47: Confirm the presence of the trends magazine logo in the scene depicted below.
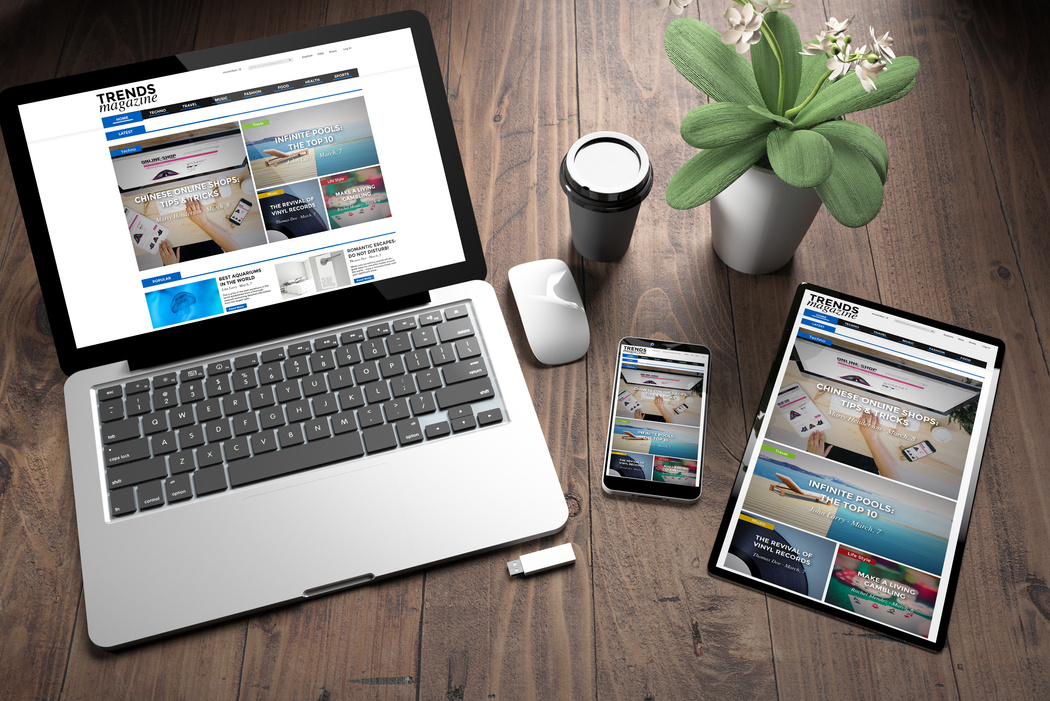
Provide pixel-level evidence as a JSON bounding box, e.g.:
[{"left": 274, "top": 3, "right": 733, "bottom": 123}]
[
  {"left": 623, "top": 346, "right": 650, "bottom": 355},
  {"left": 96, "top": 84, "right": 158, "bottom": 113},
  {"left": 806, "top": 295, "right": 860, "bottom": 319}
]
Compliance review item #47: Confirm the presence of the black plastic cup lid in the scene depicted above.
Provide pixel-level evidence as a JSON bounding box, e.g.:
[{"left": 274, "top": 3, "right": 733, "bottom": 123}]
[{"left": 561, "top": 131, "right": 652, "bottom": 204}]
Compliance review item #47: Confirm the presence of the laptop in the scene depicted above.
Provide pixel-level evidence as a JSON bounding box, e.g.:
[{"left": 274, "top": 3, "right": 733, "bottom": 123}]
[{"left": 0, "top": 11, "right": 567, "bottom": 648}]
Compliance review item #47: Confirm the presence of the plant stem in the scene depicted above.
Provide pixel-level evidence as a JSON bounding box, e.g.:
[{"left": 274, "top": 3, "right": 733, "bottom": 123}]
[
  {"left": 763, "top": 25, "right": 786, "bottom": 115},
  {"left": 785, "top": 69, "right": 832, "bottom": 119}
]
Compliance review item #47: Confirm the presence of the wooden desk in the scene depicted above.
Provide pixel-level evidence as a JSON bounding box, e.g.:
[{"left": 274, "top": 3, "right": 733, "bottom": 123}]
[{"left": 1, "top": 1, "right": 1047, "bottom": 698}]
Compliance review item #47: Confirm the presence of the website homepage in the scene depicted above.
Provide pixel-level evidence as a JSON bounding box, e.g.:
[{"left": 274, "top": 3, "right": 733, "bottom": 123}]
[
  {"left": 715, "top": 289, "right": 999, "bottom": 642},
  {"left": 18, "top": 28, "right": 464, "bottom": 348},
  {"left": 606, "top": 345, "right": 708, "bottom": 487}
]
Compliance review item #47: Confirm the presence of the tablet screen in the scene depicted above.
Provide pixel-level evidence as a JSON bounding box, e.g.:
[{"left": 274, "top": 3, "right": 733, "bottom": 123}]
[{"left": 709, "top": 284, "right": 1004, "bottom": 650}]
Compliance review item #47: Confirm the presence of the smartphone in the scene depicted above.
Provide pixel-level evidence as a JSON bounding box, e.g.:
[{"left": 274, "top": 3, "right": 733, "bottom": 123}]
[
  {"left": 228, "top": 198, "right": 253, "bottom": 225},
  {"left": 775, "top": 382, "right": 828, "bottom": 436},
  {"left": 902, "top": 440, "right": 936, "bottom": 462},
  {"left": 602, "top": 337, "right": 710, "bottom": 502}
]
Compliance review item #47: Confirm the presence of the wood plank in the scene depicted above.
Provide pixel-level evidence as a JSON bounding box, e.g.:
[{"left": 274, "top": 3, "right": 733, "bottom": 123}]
[
  {"left": 950, "top": 0, "right": 1050, "bottom": 371},
  {"left": 828, "top": 0, "right": 1050, "bottom": 696},
  {"left": 416, "top": 1, "right": 594, "bottom": 699},
  {"left": 575, "top": 1, "right": 779, "bottom": 697}
]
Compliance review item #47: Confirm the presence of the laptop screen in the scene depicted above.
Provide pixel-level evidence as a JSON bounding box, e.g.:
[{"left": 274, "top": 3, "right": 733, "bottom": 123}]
[{"left": 4, "top": 14, "right": 483, "bottom": 373}]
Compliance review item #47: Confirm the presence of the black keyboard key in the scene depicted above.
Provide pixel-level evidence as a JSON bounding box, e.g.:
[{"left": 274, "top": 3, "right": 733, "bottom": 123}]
[
  {"left": 206, "top": 419, "right": 233, "bottom": 443},
  {"left": 435, "top": 378, "right": 495, "bottom": 409},
  {"left": 425, "top": 421, "right": 451, "bottom": 439},
  {"left": 437, "top": 317, "right": 475, "bottom": 343},
  {"left": 98, "top": 385, "right": 123, "bottom": 401},
  {"left": 411, "top": 327, "right": 437, "bottom": 348},
  {"left": 234, "top": 353, "right": 260, "bottom": 369},
  {"left": 223, "top": 437, "right": 251, "bottom": 462},
  {"left": 361, "top": 339, "right": 386, "bottom": 359},
  {"left": 224, "top": 391, "right": 250, "bottom": 415},
  {"left": 365, "top": 382, "right": 391, "bottom": 404},
  {"left": 276, "top": 380, "right": 302, "bottom": 403},
  {"left": 104, "top": 437, "right": 150, "bottom": 467},
  {"left": 393, "top": 317, "right": 417, "bottom": 332},
  {"left": 179, "top": 381, "right": 205, "bottom": 404},
  {"left": 362, "top": 424, "right": 397, "bottom": 453},
  {"left": 194, "top": 466, "right": 228, "bottom": 496},
  {"left": 251, "top": 430, "right": 278, "bottom": 454},
  {"left": 126, "top": 393, "right": 151, "bottom": 417},
  {"left": 102, "top": 418, "right": 140, "bottom": 445},
  {"left": 303, "top": 375, "right": 328, "bottom": 397},
  {"left": 337, "top": 387, "right": 365, "bottom": 410},
  {"left": 143, "top": 411, "right": 168, "bottom": 435},
  {"left": 477, "top": 408, "right": 504, "bottom": 426},
  {"left": 418, "top": 311, "right": 442, "bottom": 326},
  {"left": 137, "top": 480, "right": 165, "bottom": 510},
  {"left": 309, "top": 350, "right": 336, "bottom": 373},
  {"left": 99, "top": 398, "right": 124, "bottom": 422},
  {"left": 153, "top": 372, "right": 178, "bottom": 388},
  {"left": 285, "top": 356, "right": 309, "bottom": 379},
  {"left": 232, "top": 369, "right": 259, "bottom": 391},
  {"left": 444, "top": 304, "right": 468, "bottom": 320},
  {"left": 261, "top": 347, "right": 286, "bottom": 363},
  {"left": 314, "top": 335, "right": 338, "bottom": 350},
  {"left": 328, "top": 368, "right": 355, "bottom": 391},
  {"left": 337, "top": 345, "right": 361, "bottom": 366},
  {"left": 305, "top": 418, "right": 331, "bottom": 442},
  {"left": 390, "top": 376, "right": 415, "bottom": 398},
  {"left": 286, "top": 399, "right": 312, "bottom": 422},
  {"left": 405, "top": 350, "right": 431, "bottom": 371},
  {"left": 340, "top": 328, "right": 365, "bottom": 344},
  {"left": 207, "top": 359, "right": 232, "bottom": 375},
  {"left": 107, "top": 456, "right": 167, "bottom": 489},
  {"left": 415, "top": 369, "right": 442, "bottom": 391},
  {"left": 126, "top": 379, "right": 151, "bottom": 395},
  {"left": 367, "top": 322, "right": 391, "bottom": 338},
  {"left": 380, "top": 356, "right": 405, "bottom": 378},
  {"left": 387, "top": 332, "right": 411, "bottom": 354},
  {"left": 288, "top": 341, "right": 312, "bottom": 357},
  {"left": 431, "top": 343, "right": 456, "bottom": 365},
  {"left": 198, "top": 444, "right": 223, "bottom": 468},
  {"left": 233, "top": 413, "right": 260, "bottom": 436},
  {"left": 206, "top": 375, "right": 231, "bottom": 397},
  {"left": 383, "top": 399, "right": 410, "bottom": 422},
  {"left": 448, "top": 406, "right": 472, "bottom": 420},
  {"left": 278, "top": 424, "right": 306, "bottom": 448},
  {"left": 170, "top": 450, "right": 196, "bottom": 474},
  {"left": 197, "top": 398, "right": 223, "bottom": 422},
  {"left": 358, "top": 405, "right": 384, "bottom": 428},
  {"left": 455, "top": 337, "right": 482, "bottom": 359},
  {"left": 332, "top": 412, "right": 358, "bottom": 434},
  {"left": 258, "top": 362, "right": 283, "bottom": 384},
  {"left": 250, "top": 386, "right": 276, "bottom": 409},
  {"left": 229, "top": 432, "right": 364, "bottom": 487},
  {"left": 410, "top": 393, "right": 436, "bottom": 415},
  {"left": 443, "top": 358, "right": 488, "bottom": 385},
  {"left": 395, "top": 418, "right": 424, "bottom": 445},
  {"left": 177, "top": 426, "right": 205, "bottom": 450},
  {"left": 312, "top": 393, "right": 339, "bottom": 416},
  {"left": 110, "top": 487, "right": 136, "bottom": 517},
  {"left": 166, "top": 474, "right": 193, "bottom": 503},
  {"left": 170, "top": 406, "right": 195, "bottom": 428},
  {"left": 153, "top": 387, "right": 178, "bottom": 409},
  {"left": 353, "top": 362, "right": 380, "bottom": 384},
  {"left": 151, "top": 431, "right": 177, "bottom": 456},
  {"left": 451, "top": 415, "right": 477, "bottom": 432},
  {"left": 181, "top": 366, "right": 205, "bottom": 382}
]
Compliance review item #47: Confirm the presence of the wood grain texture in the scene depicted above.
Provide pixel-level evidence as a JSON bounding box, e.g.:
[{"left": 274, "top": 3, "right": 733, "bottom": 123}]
[{"left": 0, "top": 1, "right": 1048, "bottom": 699}]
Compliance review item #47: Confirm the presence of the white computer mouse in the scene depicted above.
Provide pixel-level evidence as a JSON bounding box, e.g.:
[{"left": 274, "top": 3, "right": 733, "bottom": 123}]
[{"left": 508, "top": 259, "right": 590, "bottom": 365}]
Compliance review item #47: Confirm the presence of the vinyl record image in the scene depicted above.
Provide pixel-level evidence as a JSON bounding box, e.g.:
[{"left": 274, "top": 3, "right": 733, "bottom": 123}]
[{"left": 727, "top": 517, "right": 810, "bottom": 595}]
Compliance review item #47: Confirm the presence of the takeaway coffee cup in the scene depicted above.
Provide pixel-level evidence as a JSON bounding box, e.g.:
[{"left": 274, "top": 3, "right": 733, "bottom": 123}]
[{"left": 560, "top": 131, "right": 653, "bottom": 261}]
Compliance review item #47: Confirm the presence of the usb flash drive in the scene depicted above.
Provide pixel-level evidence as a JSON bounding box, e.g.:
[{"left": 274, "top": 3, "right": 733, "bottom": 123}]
[{"left": 507, "top": 542, "right": 576, "bottom": 576}]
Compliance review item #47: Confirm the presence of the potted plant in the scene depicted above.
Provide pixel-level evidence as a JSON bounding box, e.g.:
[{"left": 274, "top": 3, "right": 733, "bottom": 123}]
[{"left": 660, "top": 1, "right": 919, "bottom": 274}]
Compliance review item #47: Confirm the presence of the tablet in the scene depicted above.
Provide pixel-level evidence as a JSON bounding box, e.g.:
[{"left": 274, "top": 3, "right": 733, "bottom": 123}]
[{"left": 709, "top": 283, "right": 1005, "bottom": 651}]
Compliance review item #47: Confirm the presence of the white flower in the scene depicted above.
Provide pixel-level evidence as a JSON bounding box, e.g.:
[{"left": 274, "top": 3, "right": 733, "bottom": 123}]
[
  {"left": 753, "top": 0, "right": 795, "bottom": 10},
  {"left": 801, "top": 30, "right": 834, "bottom": 56},
  {"left": 855, "top": 57, "right": 887, "bottom": 92},
  {"left": 869, "top": 27, "right": 896, "bottom": 63},
  {"left": 721, "top": 4, "right": 764, "bottom": 54},
  {"left": 825, "top": 16, "right": 853, "bottom": 35},
  {"left": 826, "top": 36, "right": 853, "bottom": 80},
  {"left": 652, "top": 0, "right": 694, "bottom": 15}
]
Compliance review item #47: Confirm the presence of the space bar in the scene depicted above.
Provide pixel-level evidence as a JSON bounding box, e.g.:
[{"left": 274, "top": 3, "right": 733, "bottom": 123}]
[{"left": 228, "top": 433, "right": 365, "bottom": 487}]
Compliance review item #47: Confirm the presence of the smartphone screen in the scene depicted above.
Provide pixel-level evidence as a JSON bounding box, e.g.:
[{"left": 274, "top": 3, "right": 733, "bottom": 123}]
[
  {"left": 228, "top": 198, "right": 253, "bottom": 225},
  {"left": 902, "top": 440, "right": 936, "bottom": 462},
  {"left": 602, "top": 338, "right": 710, "bottom": 502}
]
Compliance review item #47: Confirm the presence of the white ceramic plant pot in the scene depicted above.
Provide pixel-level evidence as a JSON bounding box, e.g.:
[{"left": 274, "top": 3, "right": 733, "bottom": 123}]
[{"left": 709, "top": 165, "right": 823, "bottom": 275}]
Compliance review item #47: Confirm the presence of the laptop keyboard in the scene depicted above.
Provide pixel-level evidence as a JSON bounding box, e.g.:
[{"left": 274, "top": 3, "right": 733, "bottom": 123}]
[{"left": 98, "top": 302, "right": 504, "bottom": 517}]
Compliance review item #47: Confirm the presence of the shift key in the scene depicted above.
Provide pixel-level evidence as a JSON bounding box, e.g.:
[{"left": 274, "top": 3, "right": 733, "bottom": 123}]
[{"left": 435, "top": 377, "right": 494, "bottom": 408}]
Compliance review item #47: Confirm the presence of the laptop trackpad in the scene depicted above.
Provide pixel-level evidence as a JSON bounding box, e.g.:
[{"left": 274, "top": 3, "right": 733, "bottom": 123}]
[{"left": 236, "top": 462, "right": 414, "bottom": 592}]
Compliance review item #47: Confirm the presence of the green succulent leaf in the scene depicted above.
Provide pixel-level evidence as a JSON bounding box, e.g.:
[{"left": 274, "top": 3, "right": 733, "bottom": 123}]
[
  {"left": 666, "top": 134, "right": 768, "bottom": 210},
  {"left": 794, "top": 53, "right": 829, "bottom": 109},
  {"left": 750, "top": 11, "right": 803, "bottom": 115},
  {"left": 814, "top": 134, "right": 885, "bottom": 227},
  {"left": 665, "top": 18, "right": 764, "bottom": 106},
  {"left": 748, "top": 104, "right": 793, "bottom": 129},
  {"left": 681, "top": 103, "right": 778, "bottom": 149},
  {"left": 812, "top": 120, "right": 889, "bottom": 184},
  {"left": 766, "top": 129, "right": 833, "bottom": 188},
  {"left": 793, "top": 56, "right": 920, "bottom": 128}
]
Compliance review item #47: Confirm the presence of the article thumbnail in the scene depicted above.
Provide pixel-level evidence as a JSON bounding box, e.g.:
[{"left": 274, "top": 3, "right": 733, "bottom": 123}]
[
  {"left": 824, "top": 546, "right": 939, "bottom": 638},
  {"left": 652, "top": 457, "right": 697, "bottom": 485},
  {"left": 144, "top": 279, "right": 223, "bottom": 328},
  {"left": 257, "top": 179, "right": 328, "bottom": 241},
  {"left": 610, "top": 419, "right": 699, "bottom": 461},
  {"left": 111, "top": 124, "right": 267, "bottom": 272},
  {"left": 614, "top": 365, "right": 703, "bottom": 427},
  {"left": 320, "top": 166, "right": 391, "bottom": 228},
  {"left": 724, "top": 512, "right": 837, "bottom": 598},
  {"left": 275, "top": 251, "right": 352, "bottom": 302},
  {"left": 607, "top": 452, "right": 654, "bottom": 480},
  {"left": 742, "top": 443, "right": 953, "bottom": 575},
  {"left": 767, "top": 329, "right": 982, "bottom": 500},
  {"left": 243, "top": 97, "right": 380, "bottom": 190}
]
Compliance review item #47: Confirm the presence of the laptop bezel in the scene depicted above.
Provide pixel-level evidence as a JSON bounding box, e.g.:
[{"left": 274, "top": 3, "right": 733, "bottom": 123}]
[{"left": 0, "top": 10, "right": 485, "bottom": 376}]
